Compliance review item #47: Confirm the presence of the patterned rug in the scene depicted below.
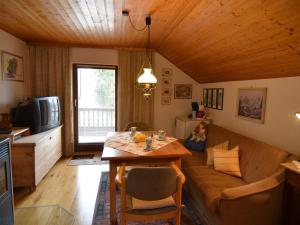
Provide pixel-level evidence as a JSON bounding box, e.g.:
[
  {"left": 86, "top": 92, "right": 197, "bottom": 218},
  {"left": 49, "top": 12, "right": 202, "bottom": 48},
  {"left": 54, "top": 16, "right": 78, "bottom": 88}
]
[{"left": 92, "top": 172, "right": 203, "bottom": 225}]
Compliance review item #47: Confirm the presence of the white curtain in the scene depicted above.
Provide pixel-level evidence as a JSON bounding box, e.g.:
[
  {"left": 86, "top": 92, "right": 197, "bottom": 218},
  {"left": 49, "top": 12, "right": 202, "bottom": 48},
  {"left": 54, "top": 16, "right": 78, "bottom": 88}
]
[
  {"left": 29, "top": 45, "right": 74, "bottom": 156},
  {"left": 117, "top": 50, "right": 155, "bottom": 131}
]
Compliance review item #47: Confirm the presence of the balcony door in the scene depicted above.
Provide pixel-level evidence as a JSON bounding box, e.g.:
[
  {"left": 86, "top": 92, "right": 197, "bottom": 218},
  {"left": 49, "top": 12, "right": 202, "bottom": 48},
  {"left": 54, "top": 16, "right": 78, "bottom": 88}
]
[{"left": 73, "top": 64, "right": 117, "bottom": 151}]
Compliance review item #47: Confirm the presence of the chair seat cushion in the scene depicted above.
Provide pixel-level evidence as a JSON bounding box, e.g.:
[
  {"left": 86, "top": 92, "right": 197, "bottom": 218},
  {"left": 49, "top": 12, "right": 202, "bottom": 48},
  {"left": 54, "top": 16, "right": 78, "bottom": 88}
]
[
  {"left": 184, "top": 166, "right": 246, "bottom": 212},
  {"left": 126, "top": 195, "right": 177, "bottom": 215},
  {"left": 132, "top": 196, "right": 175, "bottom": 210}
]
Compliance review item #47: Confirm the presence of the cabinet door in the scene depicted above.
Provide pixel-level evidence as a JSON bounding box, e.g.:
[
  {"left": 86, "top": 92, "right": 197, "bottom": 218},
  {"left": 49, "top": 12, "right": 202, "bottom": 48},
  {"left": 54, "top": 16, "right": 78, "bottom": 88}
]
[
  {"left": 175, "top": 119, "right": 186, "bottom": 139},
  {"left": 35, "top": 128, "right": 62, "bottom": 185}
]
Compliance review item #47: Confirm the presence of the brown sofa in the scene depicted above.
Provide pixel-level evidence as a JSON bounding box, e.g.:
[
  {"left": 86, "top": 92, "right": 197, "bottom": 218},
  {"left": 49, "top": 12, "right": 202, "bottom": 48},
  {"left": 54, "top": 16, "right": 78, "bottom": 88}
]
[{"left": 182, "top": 124, "right": 295, "bottom": 225}]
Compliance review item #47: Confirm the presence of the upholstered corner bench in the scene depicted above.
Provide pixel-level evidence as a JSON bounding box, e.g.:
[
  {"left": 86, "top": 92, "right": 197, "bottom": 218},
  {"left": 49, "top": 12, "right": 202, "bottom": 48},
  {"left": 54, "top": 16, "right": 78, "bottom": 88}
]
[{"left": 182, "top": 124, "right": 296, "bottom": 225}]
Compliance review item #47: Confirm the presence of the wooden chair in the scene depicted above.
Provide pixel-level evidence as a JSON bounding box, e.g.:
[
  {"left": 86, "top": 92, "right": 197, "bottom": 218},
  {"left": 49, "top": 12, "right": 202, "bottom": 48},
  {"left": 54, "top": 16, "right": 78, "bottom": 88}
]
[
  {"left": 118, "top": 163, "right": 185, "bottom": 225},
  {"left": 124, "top": 122, "right": 149, "bottom": 131}
]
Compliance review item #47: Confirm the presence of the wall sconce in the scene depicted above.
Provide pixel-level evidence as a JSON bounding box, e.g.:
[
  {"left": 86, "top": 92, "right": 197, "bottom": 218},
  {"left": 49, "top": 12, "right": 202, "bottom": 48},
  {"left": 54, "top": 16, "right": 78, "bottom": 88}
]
[{"left": 296, "top": 112, "right": 300, "bottom": 120}]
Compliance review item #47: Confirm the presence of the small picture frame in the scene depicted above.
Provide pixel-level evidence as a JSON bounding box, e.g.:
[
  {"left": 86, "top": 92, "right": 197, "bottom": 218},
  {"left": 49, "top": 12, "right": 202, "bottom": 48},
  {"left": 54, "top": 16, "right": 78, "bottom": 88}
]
[
  {"left": 161, "top": 96, "right": 171, "bottom": 105},
  {"left": 162, "top": 68, "right": 172, "bottom": 77},
  {"left": 217, "top": 88, "right": 224, "bottom": 110},
  {"left": 162, "top": 77, "right": 172, "bottom": 87},
  {"left": 207, "top": 89, "right": 212, "bottom": 108},
  {"left": 162, "top": 88, "right": 172, "bottom": 96},
  {"left": 1, "top": 51, "right": 24, "bottom": 82},
  {"left": 212, "top": 89, "right": 218, "bottom": 109},
  {"left": 174, "top": 84, "right": 192, "bottom": 99},
  {"left": 203, "top": 89, "right": 208, "bottom": 107}
]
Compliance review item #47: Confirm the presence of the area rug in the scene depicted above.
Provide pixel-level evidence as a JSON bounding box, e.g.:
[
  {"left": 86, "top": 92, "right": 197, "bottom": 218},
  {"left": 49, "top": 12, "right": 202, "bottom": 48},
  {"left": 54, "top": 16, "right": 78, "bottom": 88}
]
[
  {"left": 92, "top": 172, "right": 203, "bottom": 225},
  {"left": 67, "top": 154, "right": 108, "bottom": 166}
]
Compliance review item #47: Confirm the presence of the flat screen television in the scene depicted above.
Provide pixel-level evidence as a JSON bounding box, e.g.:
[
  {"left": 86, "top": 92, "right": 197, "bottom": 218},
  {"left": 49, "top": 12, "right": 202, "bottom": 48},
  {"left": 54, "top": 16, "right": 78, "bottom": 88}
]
[{"left": 12, "top": 96, "right": 61, "bottom": 134}]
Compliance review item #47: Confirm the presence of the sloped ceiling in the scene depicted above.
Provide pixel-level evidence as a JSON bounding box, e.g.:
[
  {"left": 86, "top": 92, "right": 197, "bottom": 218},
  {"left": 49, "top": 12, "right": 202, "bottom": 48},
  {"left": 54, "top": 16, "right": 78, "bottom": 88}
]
[{"left": 1, "top": 0, "right": 300, "bottom": 83}]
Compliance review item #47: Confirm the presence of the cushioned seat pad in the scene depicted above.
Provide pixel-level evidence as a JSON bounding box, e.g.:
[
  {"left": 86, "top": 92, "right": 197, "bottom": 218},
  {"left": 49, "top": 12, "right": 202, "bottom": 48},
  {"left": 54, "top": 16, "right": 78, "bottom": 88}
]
[
  {"left": 126, "top": 195, "right": 177, "bottom": 215},
  {"left": 184, "top": 166, "right": 246, "bottom": 212}
]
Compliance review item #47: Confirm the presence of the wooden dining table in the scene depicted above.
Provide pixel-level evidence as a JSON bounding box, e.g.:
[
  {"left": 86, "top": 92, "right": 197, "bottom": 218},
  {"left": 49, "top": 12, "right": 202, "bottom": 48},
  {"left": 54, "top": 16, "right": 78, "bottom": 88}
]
[{"left": 101, "top": 132, "right": 192, "bottom": 225}]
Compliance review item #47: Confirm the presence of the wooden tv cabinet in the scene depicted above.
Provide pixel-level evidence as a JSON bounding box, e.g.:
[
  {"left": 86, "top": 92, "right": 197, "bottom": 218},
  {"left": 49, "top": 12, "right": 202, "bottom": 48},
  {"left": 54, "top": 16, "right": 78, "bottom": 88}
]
[{"left": 11, "top": 125, "right": 63, "bottom": 191}]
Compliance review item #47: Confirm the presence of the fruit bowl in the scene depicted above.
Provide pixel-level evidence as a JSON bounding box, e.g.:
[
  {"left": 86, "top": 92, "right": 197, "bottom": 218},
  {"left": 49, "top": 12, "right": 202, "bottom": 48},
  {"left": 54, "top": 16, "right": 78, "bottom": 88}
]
[{"left": 133, "top": 133, "right": 147, "bottom": 143}]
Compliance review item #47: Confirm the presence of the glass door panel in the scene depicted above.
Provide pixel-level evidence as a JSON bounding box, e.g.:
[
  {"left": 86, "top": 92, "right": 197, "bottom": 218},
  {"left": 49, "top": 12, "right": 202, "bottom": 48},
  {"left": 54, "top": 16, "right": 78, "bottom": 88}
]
[{"left": 73, "top": 64, "right": 117, "bottom": 151}]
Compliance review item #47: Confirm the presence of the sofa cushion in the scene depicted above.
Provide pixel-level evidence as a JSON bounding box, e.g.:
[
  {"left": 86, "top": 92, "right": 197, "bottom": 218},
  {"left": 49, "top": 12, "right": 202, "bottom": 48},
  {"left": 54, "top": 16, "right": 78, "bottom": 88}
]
[
  {"left": 214, "top": 146, "right": 242, "bottom": 177},
  {"left": 184, "top": 166, "right": 246, "bottom": 212},
  {"left": 206, "top": 140, "right": 229, "bottom": 166},
  {"left": 206, "top": 124, "right": 289, "bottom": 183}
]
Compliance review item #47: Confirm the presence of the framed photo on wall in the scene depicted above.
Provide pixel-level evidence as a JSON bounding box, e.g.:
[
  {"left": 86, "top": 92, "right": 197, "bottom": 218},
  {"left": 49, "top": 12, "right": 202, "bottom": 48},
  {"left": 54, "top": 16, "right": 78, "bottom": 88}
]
[
  {"left": 162, "top": 77, "right": 172, "bottom": 86},
  {"left": 161, "top": 96, "right": 171, "bottom": 105},
  {"left": 217, "top": 88, "right": 224, "bottom": 110},
  {"left": 162, "top": 68, "right": 172, "bottom": 77},
  {"left": 1, "top": 51, "right": 24, "bottom": 82},
  {"left": 237, "top": 88, "right": 267, "bottom": 123},
  {"left": 162, "top": 88, "right": 172, "bottom": 96},
  {"left": 212, "top": 89, "right": 218, "bottom": 109},
  {"left": 207, "top": 88, "right": 212, "bottom": 108},
  {"left": 174, "top": 84, "right": 192, "bottom": 99},
  {"left": 203, "top": 89, "right": 208, "bottom": 106}
]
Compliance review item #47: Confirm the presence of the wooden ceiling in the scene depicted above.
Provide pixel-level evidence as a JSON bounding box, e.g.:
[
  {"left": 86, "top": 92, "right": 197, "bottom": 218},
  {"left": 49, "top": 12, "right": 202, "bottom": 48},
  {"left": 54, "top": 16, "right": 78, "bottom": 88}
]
[{"left": 1, "top": 0, "right": 300, "bottom": 83}]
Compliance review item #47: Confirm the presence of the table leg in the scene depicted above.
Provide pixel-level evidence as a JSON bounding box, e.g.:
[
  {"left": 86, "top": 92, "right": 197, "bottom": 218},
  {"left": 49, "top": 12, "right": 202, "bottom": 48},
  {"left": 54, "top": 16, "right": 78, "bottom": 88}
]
[
  {"left": 175, "top": 158, "right": 181, "bottom": 169},
  {"left": 109, "top": 161, "right": 117, "bottom": 225}
]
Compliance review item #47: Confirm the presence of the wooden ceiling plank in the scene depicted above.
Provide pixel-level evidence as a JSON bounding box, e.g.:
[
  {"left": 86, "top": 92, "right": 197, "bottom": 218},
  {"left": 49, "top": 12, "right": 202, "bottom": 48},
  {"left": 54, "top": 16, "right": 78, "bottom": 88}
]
[
  {"left": 68, "top": 0, "right": 99, "bottom": 43},
  {"left": 0, "top": 0, "right": 57, "bottom": 41},
  {"left": 16, "top": 0, "right": 73, "bottom": 43},
  {"left": 86, "top": 0, "right": 107, "bottom": 44},
  {"left": 48, "top": 0, "right": 87, "bottom": 44}
]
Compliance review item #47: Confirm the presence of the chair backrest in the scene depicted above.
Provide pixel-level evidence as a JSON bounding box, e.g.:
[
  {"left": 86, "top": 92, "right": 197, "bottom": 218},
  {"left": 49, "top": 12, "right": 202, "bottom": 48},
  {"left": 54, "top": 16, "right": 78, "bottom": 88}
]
[
  {"left": 126, "top": 167, "right": 178, "bottom": 201},
  {"left": 125, "top": 122, "right": 149, "bottom": 131}
]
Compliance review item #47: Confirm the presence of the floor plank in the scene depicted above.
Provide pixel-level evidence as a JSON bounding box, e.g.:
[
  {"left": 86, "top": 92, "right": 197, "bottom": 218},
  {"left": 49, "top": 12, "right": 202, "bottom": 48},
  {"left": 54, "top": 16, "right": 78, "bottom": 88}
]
[{"left": 14, "top": 158, "right": 109, "bottom": 225}]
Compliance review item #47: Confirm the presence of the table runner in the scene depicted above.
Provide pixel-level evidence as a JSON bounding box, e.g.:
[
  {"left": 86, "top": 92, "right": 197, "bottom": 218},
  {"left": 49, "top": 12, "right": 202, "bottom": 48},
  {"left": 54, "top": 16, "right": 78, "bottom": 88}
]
[{"left": 104, "top": 132, "right": 177, "bottom": 155}]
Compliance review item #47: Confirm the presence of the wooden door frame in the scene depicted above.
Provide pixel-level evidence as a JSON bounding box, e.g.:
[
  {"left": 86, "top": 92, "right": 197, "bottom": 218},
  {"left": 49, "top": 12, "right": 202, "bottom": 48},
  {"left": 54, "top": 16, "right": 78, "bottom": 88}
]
[{"left": 73, "top": 64, "right": 118, "bottom": 152}]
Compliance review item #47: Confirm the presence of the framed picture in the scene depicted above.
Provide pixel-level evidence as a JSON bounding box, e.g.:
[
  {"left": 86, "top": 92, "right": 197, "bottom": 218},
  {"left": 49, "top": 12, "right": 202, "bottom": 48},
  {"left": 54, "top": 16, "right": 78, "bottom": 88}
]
[
  {"left": 203, "top": 89, "right": 208, "bottom": 107},
  {"left": 217, "top": 88, "right": 224, "bottom": 110},
  {"left": 1, "top": 51, "right": 24, "bottom": 82},
  {"left": 237, "top": 88, "right": 267, "bottom": 123},
  {"left": 174, "top": 84, "right": 192, "bottom": 99},
  {"left": 162, "top": 77, "right": 172, "bottom": 87},
  {"left": 161, "top": 96, "right": 171, "bottom": 105},
  {"left": 162, "top": 68, "right": 172, "bottom": 77},
  {"left": 162, "top": 87, "right": 172, "bottom": 96},
  {"left": 207, "top": 89, "right": 212, "bottom": 108},
  {"left": 212, "top": 89, "right": 218, "bottom": 109}
]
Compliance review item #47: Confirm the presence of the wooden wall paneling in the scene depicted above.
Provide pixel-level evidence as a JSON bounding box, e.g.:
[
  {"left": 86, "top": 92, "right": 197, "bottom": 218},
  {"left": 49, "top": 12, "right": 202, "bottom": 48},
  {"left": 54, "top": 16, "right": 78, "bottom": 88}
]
[{"left": 0, "top": 0, "right": 299, "bottom": 82}]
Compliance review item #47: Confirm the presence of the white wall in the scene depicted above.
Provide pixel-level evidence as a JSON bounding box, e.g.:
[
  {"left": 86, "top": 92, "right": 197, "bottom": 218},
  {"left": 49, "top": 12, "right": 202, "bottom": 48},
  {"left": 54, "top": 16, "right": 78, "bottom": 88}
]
[
  {"left": 0, "top": 29, "right": 29, "bottom": 114},
  {"left": 70, "top": 48, "right": 199, "bottom": 135},
  {"left": 199, "top": 77, "right": 300, "bottom": 155},
  {"left": 153, "top": 53, "right": 201, "bottom": 135}
]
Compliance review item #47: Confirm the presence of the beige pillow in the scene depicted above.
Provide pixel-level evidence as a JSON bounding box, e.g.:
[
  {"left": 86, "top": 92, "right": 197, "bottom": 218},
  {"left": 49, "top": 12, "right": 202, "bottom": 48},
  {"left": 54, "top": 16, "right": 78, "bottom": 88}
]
[
  {"left": 213, "top": 146, "right": 242, "bottom": 177},
  {"left": 206, "top": 141, "right": 229, "bottom": 166},
  {"left": 132, "top": 196, "right": 175, "bottom": 210}
]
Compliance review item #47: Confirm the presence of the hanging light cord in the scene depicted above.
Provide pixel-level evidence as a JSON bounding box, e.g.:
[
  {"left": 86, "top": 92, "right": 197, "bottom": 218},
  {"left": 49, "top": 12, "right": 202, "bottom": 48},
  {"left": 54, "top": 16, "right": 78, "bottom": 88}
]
[
  {"left": 146, "top": 24, "right": 152, "bottom": 68},
  {"left": 128, "top": 14, "right": 147, "bottom": 31}
]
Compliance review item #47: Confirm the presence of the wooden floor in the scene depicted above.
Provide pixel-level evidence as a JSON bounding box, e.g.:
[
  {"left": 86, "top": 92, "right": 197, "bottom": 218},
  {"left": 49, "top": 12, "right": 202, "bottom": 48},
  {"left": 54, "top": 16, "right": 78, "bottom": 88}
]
[{"left": 14, "top": 158, "right": 109, "bottom": 225}]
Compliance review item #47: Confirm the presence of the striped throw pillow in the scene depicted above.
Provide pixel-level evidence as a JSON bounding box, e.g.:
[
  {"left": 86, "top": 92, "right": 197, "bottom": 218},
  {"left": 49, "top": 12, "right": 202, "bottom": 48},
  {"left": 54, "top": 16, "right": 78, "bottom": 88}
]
[
  {"left": 213, "top": 146, "right": 242, "bottom": 177},
  {"left": 206, "top": 141, "right": 229, "bottom": 166}
]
